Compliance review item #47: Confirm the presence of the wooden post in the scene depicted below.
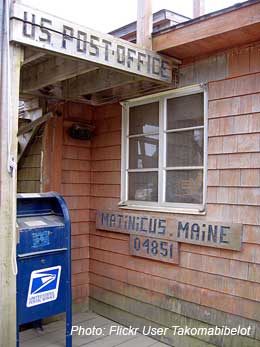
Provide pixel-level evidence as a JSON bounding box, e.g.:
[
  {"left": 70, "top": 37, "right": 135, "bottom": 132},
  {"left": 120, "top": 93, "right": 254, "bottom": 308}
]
[
  {"left": 193, "top": 0, "right": 205, "bottom": 18},
  {"left": 136, "top": 0, "right": 153, "bottom": 49},
  {"left": 0, "top": 0, "right": 23, "bottom": 345}
]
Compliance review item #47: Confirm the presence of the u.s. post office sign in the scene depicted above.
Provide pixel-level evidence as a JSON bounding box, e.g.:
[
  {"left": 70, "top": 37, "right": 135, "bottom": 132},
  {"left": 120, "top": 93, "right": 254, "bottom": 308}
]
[
  {"left": 10, "top": 3, "right": 174, "bottom": 83},
  {"left": 96, "top": 210, "right": 243, "bottom": 251}
]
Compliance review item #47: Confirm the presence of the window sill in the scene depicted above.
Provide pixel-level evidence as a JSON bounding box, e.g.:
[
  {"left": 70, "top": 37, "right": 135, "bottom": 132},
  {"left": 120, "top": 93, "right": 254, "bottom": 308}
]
[{"left": 118, "top": 203, "right": 206, "bottom": 216}]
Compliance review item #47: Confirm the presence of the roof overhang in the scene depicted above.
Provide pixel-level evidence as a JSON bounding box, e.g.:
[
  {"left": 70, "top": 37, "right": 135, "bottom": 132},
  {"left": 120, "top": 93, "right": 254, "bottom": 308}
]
[
  {"left": 10, "top": 3, "right": 180, "bottom": 105},
  {"left": 109, "top": 9, "right": 190, "bottom": 43},
  {"left": 152, "top": 0, "right": 260, "bottom": 61}
]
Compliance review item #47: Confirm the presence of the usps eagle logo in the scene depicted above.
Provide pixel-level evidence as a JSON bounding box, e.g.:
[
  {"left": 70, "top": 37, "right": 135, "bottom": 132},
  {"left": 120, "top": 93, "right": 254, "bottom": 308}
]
[{"left": 26, "top": 266, "right": 61, "bottom": 307}]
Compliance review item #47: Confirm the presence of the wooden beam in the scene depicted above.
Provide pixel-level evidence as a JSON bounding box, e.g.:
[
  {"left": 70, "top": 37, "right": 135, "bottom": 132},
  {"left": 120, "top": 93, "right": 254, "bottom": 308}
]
[
  {"left": 193, "top": 0, "right": 205, "bottom": 18},
  {"left": 0, "top": 33, "right": 23, "bottom": 347},
  {"left": 18, "top": 124, "right": 40, "bottom": 162},
  {"left": 23, "top": 51, "right": 46, "bottom": 65},
  {"left": 20, "top": 107, "right": 42, "bottom": 121},
  {"left": 11, "top": 2, "right": 174, "bottom": 84},
  {"left": 18, "top": 112, "right": 53, "bottom": 135},
  {"left": 62, "top": 69, "right": 142, "bottom": 99},
  {"left": 137, "top": 0, "right": 153, "bottom": 49},
  {"left": 89, "top": 79, "right": 173, "bottom": 105},
  {"left": 21, "top": 56, "right": 98, "bottom": 93},
  {"left": 20, "top": 98, "right": 39, "bottom": 112},
  {"left": 20, "top": 88, "right": 65, "bottom": 100}
]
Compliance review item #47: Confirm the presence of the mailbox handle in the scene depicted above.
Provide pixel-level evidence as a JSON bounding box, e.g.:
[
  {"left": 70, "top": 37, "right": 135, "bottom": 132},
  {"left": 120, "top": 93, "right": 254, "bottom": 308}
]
[{"left": 17, "top": 248, "right": 67, "bottom": 258}]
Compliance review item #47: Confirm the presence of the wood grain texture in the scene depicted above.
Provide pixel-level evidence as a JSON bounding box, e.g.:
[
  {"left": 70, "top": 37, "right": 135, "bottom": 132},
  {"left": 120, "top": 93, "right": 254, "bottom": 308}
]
[
  {"left": 130, "top": 235, "right": 179, "bottom": 264},
  {"left": 17, "top": 130, "right": 43, "bottom": 193},
  {"left": 42, "top": 102, "right": 93, "bottom": 304},
  {"left": 20, "top": 40, "right": 259, "bottom": 333},
  {"left": 89, "top": 91, "right": 260, "bottom": 342},
  {"left": 90, "top": 298, "right": 216, "bottom": 347},
  {"left": 152, "top": 2, "right": 260, "bottom": 59},
  {"left": 90, "top": 293, "right": 260, "bottom": 347},
  {"left": 227, "top": 43, "right": 260, "bottom": 78},
  {"left": 21, "top": 57, "right": 97, "bottom": 93},
  {"left": 96, "top": 210, "right": 242, "bottom": 250},
  {"left": 89, "top": 275, "right": 260, "bottom": 340},
  {"left": 89, "top": 253, "right": 260, "bottom": 303},
  {"left": 60, "top": 103, "right": 92, "bottom": 304},
  {"left": 0, "top": 40, "right": 23, "bottom": 347},
  {"left": 179, "top": 53, "right": 228, "bottom": 88},
  {"left": 208, "top": 72, "right": 260, "bottom": 100},
  {"left": 11, "top": 2, "right": 174, "bottom": 84}
]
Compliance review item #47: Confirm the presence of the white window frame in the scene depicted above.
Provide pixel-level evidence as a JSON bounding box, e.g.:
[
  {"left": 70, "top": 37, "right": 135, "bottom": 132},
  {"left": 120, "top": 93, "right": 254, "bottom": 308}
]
[{"left": 120, "top": 84, "right": 208, "bottom": 215}]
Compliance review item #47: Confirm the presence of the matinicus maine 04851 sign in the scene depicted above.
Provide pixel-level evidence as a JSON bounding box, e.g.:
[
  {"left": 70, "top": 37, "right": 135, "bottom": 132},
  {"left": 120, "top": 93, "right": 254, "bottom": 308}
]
[
  {"left": 96, "top": 210, "right": 242, "bottom": 251},
  {"left": 130, "top": 235, "right": 179, "bottom": 264},
  {"left": 10, "top": 3, "right": 174, "bottom": 83}
]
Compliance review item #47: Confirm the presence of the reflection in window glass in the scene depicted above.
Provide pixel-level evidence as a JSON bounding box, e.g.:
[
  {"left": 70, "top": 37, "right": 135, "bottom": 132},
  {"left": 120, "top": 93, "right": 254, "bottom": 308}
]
[
  {"left": 128, "top": 172, "right": 158, "bottom": 201},
  {"left": 129, "top": 102, "right": 159, "bottom": 135},
  {"left": 167, "top": 129, "right": 204, "bottom": 167},
  {"left": 166, "top": 170, "right": 203, "bottom": 204},
  {"left": 129, "top": 135, "right": 159, "bottom": 169},
  {"left": 167, "top": 93, "right": 203, "bottom": 130}
]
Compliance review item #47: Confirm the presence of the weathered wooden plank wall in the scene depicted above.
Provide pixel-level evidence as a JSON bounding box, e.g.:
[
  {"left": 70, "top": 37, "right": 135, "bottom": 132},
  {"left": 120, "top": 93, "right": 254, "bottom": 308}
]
[
  {"left": 0, "top": 22, "right": 23, "bottom": 346},
  {"left": 20, "top": 40, "right": 259, "bottom": 342},
  {"left": 39, "top": 102, "right": 93, "bottom": 308},
  {"left": 89, "top": 42, "right": 260, "bottom": 346},
  {"left": 17, "top": 128, "right": 43, "bottom": 193},
  {"left": 60, "top": 102, "right": 92, "bottom": 308}
]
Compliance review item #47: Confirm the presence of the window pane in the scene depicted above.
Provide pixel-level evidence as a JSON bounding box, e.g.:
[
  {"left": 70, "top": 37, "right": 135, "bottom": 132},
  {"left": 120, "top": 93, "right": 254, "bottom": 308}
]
[
  {"left": 167, "top": 93, "right": 203, "bottom": 130},
  {"left": 166, "top": 170, "right": 203, "bottom": 204},
  {"left": 167, "top": 129, "right": 204, "bottom": 167},
  {"left": 129, "top": 135, "right": 159, "bottom": 169},
  {"left": 128, "top": 172, "right": 158, "bottom": 201},
  {"left": 129, "top": 102, "right": 159, "bottom": 135}
]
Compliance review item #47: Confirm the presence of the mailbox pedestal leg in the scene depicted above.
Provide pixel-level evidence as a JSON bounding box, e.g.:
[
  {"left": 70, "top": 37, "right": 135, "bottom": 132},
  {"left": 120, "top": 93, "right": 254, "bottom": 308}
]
[{"left": 66, "top": 292, "right": 72, "bottom": 347}]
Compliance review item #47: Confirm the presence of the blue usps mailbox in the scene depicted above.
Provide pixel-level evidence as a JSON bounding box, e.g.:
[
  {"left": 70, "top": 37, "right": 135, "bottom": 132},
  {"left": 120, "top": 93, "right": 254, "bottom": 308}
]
[{"left": 16, "top": 192, "right": 72, "bottom": 347}]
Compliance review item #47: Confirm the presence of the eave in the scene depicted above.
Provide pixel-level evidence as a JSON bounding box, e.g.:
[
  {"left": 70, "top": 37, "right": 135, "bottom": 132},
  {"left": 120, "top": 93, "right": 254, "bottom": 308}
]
[{"left": 152, "top": 0, "right": 260, "bottom": 60}]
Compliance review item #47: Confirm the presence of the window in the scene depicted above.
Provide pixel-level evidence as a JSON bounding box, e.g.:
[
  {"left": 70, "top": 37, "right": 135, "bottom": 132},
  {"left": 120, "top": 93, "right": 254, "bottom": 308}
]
[{"left": 120, "top": 85, "right": 207, "bottom": 213}]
